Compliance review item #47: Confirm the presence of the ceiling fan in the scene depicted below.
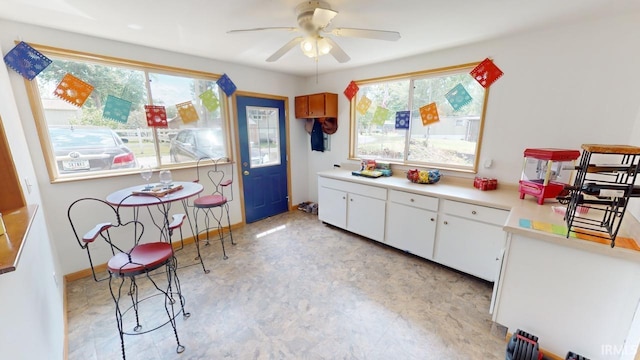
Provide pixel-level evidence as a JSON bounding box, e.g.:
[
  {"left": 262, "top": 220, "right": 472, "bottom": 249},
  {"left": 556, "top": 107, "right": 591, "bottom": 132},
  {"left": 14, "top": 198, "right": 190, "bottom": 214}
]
[{"left": 227, "top": 0, "right": 401, "bottom": 63}]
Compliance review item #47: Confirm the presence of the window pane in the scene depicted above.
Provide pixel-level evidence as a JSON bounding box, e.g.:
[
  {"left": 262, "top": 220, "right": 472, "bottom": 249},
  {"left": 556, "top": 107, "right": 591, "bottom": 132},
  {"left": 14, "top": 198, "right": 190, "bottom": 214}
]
[
  {"left": 35, "top": 57, "right": 148, "bottom": 177},
  {"left": 354, "top": 80, "right": 409, "bottom": 161},
  {"left": 149, "top": 73, "right": 227, "bottom": 165},
  {"left": 409, "top": 73, "right": 485, "bottom": 168},
  {"left": 350, "top": 63, "right": 488, "bottom": 172},
  {"left": 246, "top": 106, "right": 280, "bottom": 168}
]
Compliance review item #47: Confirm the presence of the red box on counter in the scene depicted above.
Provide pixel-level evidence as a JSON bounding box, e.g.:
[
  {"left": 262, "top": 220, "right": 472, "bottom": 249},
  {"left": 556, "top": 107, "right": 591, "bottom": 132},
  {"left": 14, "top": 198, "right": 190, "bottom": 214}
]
[{"left": 474, "top": 177, "right": 498, "bottom": 191}]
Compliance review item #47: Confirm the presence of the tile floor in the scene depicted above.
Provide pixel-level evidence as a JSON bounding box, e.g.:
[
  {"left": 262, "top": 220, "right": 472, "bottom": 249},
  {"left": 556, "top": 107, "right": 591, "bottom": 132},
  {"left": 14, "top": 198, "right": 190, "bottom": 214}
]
[{"left": 66, "top": 210, "right": 507, "bottom": 359}]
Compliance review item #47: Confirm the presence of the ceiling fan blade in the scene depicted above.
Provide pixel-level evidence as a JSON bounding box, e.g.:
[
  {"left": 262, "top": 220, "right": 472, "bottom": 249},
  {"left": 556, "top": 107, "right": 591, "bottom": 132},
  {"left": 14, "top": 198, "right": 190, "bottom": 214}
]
[
  {"left": 266, "top": 37, "right": 304, "bottom": 62},
  {"left": 312, "top": 7, "right": 338, "bottom": 28},
  {"left": 227, "top": 27, "right": 298, "bottom": 34},
  {"left": 323, "top": 37, "right": 350, "bottom": 63},
  {"left": 328, "top": 28, "right": 401, "bottom": 41}
]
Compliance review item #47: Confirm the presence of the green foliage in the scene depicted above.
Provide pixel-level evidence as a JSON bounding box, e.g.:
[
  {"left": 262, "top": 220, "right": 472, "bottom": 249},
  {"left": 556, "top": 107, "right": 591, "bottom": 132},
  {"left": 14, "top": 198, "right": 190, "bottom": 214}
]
[{"left": 37, "top": 58, "right": 147, "bottom": 110}]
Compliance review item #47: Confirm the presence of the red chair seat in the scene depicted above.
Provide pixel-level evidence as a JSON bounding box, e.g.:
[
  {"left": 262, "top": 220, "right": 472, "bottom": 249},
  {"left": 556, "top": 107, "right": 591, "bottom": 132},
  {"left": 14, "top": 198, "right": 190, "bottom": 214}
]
[
  {"left": 108, "top": 242, "right": 173, "bottom": 276},
  {"left": 194, "top": 194, "right": 227, "bottom": 208}
]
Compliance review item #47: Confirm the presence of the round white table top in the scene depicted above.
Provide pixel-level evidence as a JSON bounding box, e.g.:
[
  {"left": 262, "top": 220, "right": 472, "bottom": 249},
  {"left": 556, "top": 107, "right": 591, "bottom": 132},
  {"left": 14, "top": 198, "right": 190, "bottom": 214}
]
[{"left": 106, "top": 181, "right": 204, "bottom": 207}]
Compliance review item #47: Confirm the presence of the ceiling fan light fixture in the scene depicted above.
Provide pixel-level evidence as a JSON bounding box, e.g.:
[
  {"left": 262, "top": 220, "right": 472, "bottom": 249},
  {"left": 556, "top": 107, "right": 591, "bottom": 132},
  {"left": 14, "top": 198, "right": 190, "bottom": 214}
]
[
  {"left": 301, "top": 37, "right": 314, "bottom": 54},
  {"left": 300, "top": 36, "right": 332, "bottom": 58},
  {"left": 317, "top": 37, "right": 332, "bottom": 55}
]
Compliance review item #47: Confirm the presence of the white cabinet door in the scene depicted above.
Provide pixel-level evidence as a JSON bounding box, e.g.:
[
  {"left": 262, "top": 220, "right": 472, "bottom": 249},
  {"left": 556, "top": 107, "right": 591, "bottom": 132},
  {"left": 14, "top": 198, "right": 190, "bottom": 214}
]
[
  {"left": 435, "top": 214, "right": 506, "bottom": 281},
  {"left": 318, "top": 186, "right": 347, "bottom": 229},
  {"left": 347, "top": 193, "right": 386, "bottom": 242},
  {"left": 386, "top": 202, "right": 437, "bottom": 259}
]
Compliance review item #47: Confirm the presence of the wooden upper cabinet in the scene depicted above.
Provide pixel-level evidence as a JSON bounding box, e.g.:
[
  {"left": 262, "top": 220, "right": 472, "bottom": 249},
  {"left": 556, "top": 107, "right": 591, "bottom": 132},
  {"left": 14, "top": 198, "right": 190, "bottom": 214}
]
[
  {"left": 294, "top": 92, "right": 337, "bottom": 119},
  {"left": 0, "top": 117, "right": 26, "bottom": 213}
]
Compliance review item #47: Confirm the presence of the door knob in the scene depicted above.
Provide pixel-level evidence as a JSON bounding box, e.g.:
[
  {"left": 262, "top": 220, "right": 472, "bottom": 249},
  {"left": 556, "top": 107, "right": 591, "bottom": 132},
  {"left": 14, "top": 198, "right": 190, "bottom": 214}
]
[{"left": 243, "top": 170, "right": 250, "bottom": 175}]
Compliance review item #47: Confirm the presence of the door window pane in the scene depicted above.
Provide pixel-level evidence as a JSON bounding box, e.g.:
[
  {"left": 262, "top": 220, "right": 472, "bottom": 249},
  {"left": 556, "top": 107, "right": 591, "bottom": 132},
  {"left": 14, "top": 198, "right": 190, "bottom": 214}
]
[{"left": 246, "top": 106, "right": 280, "bottom": 168}]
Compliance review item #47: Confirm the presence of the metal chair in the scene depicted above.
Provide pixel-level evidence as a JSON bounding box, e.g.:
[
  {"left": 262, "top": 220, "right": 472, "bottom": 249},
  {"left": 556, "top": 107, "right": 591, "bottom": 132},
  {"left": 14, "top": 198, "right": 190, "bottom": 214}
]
[
  {"left": 68, "top": 194, "right": 189, "bottom": 360},
  {"left": 192, "top": 157, "right": 236, "bottom": 262}
]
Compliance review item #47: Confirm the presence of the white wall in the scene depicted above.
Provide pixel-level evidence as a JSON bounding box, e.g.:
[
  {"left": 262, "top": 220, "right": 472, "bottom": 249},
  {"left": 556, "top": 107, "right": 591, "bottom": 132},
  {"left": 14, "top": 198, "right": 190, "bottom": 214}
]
[
  {"left": 0, "top": 20, "right": 308, "bottom": 275},
  {"left": 300, "top": 11, "right": 640, "bottom": 203},
  {"left": 0, "top": 42, "right": 65, "bottom": 359}
]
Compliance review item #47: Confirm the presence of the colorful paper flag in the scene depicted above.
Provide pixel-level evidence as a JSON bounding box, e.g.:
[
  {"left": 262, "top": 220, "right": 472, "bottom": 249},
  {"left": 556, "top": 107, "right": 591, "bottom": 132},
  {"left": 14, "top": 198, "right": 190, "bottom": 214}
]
[
  {"left": 445, "top": 83, "right": 472, "bottom": 111},
  {"left": 419, "top": 103, "right": 440, "bottom": 126},
  {"left": 3, "top": 41, "right": 52, "bottom": 80},
  {"left": 199, "top": 89, "right": 220, "bottom": 112},
  {"left": 145, "top": 105, "right": 168, "bottom": 127},
  {"left": 343, "top": 81, "right": 359, "bottom": 101},
  {"left": 470, "top": 58, "right": 503, "bottom": 88},
  {"left": 216, "top": 73, "right": 236, "bottom": 97},
  {"left": 395, "top": 110, "right": 410, "bottom": 129},
  {"left": 103, "top": 95, "right": 131, "bottom": 124},
  {"left": 53, "top": 73, "right": 94, "bottom": 107},
  {"left": 372, "top": 107, "right": 390, "bottom": 126},
  {"left": 176, "top": 101, "right": 199, "bottom": 124},
  {"left": 356, "top": 95, "right": 372, "bottom": 115}
]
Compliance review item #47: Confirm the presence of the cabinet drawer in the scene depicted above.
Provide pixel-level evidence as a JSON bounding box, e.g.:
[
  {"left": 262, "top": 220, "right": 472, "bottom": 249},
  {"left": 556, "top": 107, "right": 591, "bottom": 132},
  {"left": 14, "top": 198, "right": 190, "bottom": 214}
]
[
  {"left": 388, "top": 189, "right": 438, "bottom": 211},
  {"left": 318, "top": 177, "right": 386, "bottom": 200},
  {"left": 441, "top": 200, "right": 508, "bottom": 226}
]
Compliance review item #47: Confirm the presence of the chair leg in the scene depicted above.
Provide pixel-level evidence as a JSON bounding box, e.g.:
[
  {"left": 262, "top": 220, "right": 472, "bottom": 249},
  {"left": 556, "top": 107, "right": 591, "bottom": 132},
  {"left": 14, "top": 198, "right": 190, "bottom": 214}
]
[
  {"left": 215, "top": 206, "right": 228, "bottom": 260},
  {"left": 193, "top": 208, "right": 210, "bottom": 274},
  {"left": 225, "top": 203, "right": 235, "bottom": 246},
  {"left": 148, "top": 263, "right": 185, "bottom": 354},
  {"left": 109, "top": 275, "right": 127, "bottom": 360},
  {"left": 129, "top": 278, "right": 142, "bottom": 332},
  {"left": 167, "top": 256, "right": 190, "bottom": 319}
]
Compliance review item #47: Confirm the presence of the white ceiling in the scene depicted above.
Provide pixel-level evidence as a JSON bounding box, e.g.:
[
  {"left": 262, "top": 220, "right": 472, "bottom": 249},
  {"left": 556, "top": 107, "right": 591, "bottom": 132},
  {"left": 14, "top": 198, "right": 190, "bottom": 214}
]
[{"left": 0, "top": 0, "right": 638, "bottom": 76}]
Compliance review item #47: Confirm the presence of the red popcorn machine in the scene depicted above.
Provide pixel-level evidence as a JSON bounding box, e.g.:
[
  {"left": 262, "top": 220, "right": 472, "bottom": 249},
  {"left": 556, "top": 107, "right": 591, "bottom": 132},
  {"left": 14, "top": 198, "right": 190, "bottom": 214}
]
[{"left": 519, "top": 148, "right": 581, "bottom": 205}]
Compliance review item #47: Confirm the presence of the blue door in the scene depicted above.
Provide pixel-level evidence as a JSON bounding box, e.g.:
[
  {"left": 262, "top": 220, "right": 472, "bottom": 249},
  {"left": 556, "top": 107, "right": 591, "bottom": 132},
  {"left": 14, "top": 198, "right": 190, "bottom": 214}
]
[{"left": 236, "top": 95, "right": 289, "bottom": 223}]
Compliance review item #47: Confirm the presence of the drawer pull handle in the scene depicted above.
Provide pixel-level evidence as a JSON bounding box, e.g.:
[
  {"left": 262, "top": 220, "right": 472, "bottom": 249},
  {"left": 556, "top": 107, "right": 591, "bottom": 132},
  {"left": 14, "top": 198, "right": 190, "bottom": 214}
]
[
  {"left": 350, "top": 198, "right": 353, "bottom": 202},
  {"left": 444, "top": 221, "right": 448, "bottom": 225},
  {"left": 342, "top": 196, "right": 346, "bottom": 200},
  {"left": 496, "top": 257, "right": 500, "bottom": 261},
  {"left": 430, "top": 218, "right": 435, "bottom": 222},
  {"left": 410, "top": 198, "right": 415, "bottom": 202},
  {"left": 472, "top": 210, "right": 477, "bottom": 215}
]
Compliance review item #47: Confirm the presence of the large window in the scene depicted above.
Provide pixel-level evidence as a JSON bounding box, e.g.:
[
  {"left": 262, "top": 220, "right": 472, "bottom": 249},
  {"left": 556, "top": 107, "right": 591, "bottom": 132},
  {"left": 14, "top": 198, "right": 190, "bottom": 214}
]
[
  {"left": 25, "top": 44, "right": 231, "bottom": 182},
  {"left": 350, "top": 62, "right": 489, "bottom": 172}
]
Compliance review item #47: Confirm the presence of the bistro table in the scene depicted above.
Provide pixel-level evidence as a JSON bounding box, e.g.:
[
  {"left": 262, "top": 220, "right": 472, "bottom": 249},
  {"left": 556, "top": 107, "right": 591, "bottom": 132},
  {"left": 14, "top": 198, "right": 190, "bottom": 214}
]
[{"left": 106, "top": 180, "right": 203, "bottom": 246}]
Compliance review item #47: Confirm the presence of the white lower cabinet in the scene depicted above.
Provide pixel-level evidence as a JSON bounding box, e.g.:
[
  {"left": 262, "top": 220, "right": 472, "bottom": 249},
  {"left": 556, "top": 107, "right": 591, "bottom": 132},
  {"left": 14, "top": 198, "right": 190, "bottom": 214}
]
[
  {"left": 317, "top": 186, "right": 347, "bottom": 229},
  {"left": 318, "top": 177, "right": 387, "bottom": 242},
  {"left": 434, "top": 200, "right": 508, "bottom": 282},
  {"left": 318, "top": 175, "right": 508, "bottom": 283},
  {"left": 385, "top": 190, "right": 438, "bottom": 260}
]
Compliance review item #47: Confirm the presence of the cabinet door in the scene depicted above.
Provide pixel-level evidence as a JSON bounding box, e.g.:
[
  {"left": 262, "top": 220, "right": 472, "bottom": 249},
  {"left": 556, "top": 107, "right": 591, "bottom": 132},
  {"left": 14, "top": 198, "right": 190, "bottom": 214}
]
[
  {"left": 435, "top": 214, "right": 505, "bottom": 281},
  {"left": 308, "top": 93, "right": 325, "bottom": 117},
  {"left": 318, "top": 186, "right": 347, "bottom": 228},
  {"left": 386, "top": 202, "right": 437, "bottom": 259},
  {"left": 294, "top": 96, "right": 308, "bottom": 118},
  {"left": 323, "top": 93, "right": 338, "bottom": 118},
  {"left": 347, "top": 193, "right": 386, "bottom": 241}
]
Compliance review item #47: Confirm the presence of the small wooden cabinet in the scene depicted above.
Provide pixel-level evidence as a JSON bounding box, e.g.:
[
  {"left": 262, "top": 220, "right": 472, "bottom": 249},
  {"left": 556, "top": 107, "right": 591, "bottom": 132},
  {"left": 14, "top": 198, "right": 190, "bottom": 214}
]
[{"left": 295, "top": 92, "right": 337, "bottom": 119}]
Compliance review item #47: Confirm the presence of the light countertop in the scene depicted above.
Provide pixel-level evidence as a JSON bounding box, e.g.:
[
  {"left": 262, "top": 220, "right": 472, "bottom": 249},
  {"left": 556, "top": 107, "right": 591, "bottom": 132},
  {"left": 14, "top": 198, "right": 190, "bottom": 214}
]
[{"left": 318, "top": 169, "right": 640, "bottom": 261}]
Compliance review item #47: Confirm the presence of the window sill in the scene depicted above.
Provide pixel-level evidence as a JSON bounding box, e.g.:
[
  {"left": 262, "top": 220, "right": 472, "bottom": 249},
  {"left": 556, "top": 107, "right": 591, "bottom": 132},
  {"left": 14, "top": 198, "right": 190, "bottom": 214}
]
[{"left": 0, "top": 204, "right": 39, "bottom": 275}]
